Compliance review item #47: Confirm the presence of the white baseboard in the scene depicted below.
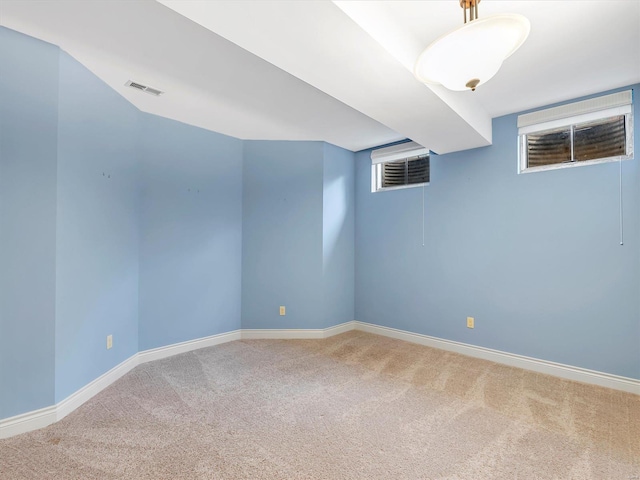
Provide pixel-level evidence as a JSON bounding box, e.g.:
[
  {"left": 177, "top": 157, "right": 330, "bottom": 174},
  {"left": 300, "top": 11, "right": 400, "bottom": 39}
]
[
  {"left": 324, "top": 321, "right": 357, "bottom": 337},
  {"left": 3, "top": 320, "right": 637, "bottom": 440},
  {"left": 353, "top": 321, "right": 640, "bottom": 395},
  {"left": 241, "top": 321, "right": 355, "bottom": 340},
  {"left": 0, "top": 405, "right": 57, "bottom": 440},
  {"left": 138, "top": 330, "right": 242, "bottom": 364},
  {"left": 57, "top": 354, "right": 140, "bottom": 422},
  {"left": 0, "top": 330, "right": 243, "bottom": 440}
]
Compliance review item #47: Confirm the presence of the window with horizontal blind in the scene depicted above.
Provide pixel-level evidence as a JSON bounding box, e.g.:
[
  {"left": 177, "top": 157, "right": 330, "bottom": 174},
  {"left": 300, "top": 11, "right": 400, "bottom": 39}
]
[
  {"left": 371, "top": 141, "right": 430, "bottom": 192},
  {"left": 518, "top": 90, "right": 633, "bottom": 173}
]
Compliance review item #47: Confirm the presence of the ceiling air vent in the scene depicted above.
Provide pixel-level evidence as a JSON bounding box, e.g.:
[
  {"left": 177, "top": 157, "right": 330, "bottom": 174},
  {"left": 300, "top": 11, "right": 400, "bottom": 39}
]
[{"left": 125, "top": 80, "right": 164, "bottom": 96}]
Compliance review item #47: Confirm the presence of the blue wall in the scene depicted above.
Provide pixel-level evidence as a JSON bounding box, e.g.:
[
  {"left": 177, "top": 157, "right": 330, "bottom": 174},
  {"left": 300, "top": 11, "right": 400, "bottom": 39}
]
[
  {"left": 242, "top": 141, "right": 325, "bottom": 329},
  {"left": 0, "top": 26, "right": 245, "bottom": 420},
  {"left": 54, "top": 52, "right": 140, "bottom": 402},
  {"left": 323, "top": 143, "right": 355, "bottom": 327},
  {"left": 241, "top": 141, "right": 355, "bottom": 330},
  {"left": 0, "top": 28, "right": 58, "bottom": 419},
  {"left": 138, "top": 114, "right": 243, "bottom": 350},
  {"left": 355, "top": 86, "right": 640, "bottom": 379}
]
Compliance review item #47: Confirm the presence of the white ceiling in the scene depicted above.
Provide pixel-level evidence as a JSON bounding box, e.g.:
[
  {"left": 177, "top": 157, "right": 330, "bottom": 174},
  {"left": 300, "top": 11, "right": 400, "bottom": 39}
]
[{"left": 1, "top": 0, "right": 639, "bottom": 154}]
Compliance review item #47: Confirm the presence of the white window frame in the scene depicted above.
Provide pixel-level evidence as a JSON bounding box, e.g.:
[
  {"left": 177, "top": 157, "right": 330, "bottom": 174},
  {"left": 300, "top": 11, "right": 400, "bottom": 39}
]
[
  {"left": 517, "top": 90, "right": 634, "bottom": 174},
  {"left": 370, "top": 141, "right": 430, "bottom": 192}
]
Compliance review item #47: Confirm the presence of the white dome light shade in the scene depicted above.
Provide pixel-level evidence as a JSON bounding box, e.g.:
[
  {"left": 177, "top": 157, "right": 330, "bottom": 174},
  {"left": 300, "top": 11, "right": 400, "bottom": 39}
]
[{"left": 414, "top": 14, "right": 530, "bottom": 91}]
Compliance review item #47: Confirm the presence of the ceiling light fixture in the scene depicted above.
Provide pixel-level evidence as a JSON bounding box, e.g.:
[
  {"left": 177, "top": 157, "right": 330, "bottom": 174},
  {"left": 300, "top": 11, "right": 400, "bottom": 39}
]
[{"left": 414, "top": 0, "right": 530, "bottom": 92}]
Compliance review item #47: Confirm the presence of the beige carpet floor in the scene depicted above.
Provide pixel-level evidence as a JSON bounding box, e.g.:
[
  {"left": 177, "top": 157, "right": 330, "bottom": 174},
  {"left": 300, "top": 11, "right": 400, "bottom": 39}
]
[{"left": 0, "top": 331, "right": 638, "bottom": 479}]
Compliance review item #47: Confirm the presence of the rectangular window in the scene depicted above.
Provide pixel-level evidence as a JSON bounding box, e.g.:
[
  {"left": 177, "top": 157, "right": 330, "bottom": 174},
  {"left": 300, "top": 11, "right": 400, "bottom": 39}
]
[
  {"left": 518, "top": 90, "right": 633, "bottom": 173},
  {"left": 380, "top": 155, "right": 429, "bottom": 188},
  {"left": 371, "top": 141, "right": 429, "bottom": 192}
]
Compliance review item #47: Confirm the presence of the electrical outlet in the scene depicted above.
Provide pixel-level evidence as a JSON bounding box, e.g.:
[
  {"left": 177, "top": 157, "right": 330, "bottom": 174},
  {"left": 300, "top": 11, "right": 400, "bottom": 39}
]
[
  {"left": 279, "top": 306, "right": 286, "bottom": 316},
  {"left": 467, "top": 317, "right": 474, "bottom": 329},
  {"left": 106, "top": 334, "right": 113, "bottom": 349}
]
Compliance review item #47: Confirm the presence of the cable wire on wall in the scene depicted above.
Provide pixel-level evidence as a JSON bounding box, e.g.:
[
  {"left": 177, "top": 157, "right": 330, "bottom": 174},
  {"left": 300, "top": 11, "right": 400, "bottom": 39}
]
[
  {"left": 422, "top": 184, "right": 425, "bottom": 247},
  {"left": 619, "top": 154, "right": 624, "bottom": 246}
]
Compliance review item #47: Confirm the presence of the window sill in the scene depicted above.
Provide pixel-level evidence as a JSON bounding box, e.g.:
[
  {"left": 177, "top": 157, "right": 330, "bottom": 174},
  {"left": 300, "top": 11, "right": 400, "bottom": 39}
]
[
  {"left": 373, "top": 182, "right": 429, "bottom": 193},
  {"left": 518, "top": 155, "right": 633, "bottom": 175}
]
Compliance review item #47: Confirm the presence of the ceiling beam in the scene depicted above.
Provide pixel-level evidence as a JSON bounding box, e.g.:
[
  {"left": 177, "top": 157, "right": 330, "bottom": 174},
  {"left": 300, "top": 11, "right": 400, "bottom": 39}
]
[{"left": 158, "top": 0, "right": 493, "bottom": 154}]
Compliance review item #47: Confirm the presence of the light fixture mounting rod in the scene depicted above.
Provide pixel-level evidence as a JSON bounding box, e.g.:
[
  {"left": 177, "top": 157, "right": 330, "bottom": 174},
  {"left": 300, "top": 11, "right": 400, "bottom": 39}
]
[{"left": 460, "top": 0, "right": 480, "bottom": 23}]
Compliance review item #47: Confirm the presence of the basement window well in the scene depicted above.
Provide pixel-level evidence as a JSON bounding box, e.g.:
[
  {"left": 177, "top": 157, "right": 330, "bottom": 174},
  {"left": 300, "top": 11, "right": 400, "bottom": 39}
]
[
  {"left": 371, "top": 141, "right": 430, "bottom": 192},
  {"left": 517, "top": 90, "right": 633, "bottom": 173}
]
